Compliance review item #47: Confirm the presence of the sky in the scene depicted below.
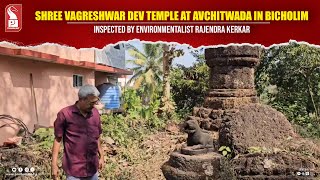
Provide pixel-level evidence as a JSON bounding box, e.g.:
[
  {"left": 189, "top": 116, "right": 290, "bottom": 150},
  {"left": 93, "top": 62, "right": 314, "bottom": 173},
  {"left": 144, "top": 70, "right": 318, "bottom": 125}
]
[{"left": 125, "top": 40, "right": 202, "bottom": 68}]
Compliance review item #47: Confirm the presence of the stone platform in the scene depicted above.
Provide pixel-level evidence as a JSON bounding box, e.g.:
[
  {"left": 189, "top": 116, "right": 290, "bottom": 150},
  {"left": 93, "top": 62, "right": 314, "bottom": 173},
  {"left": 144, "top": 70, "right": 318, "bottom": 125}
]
[{"left": 162, "top": 45, "right": 320, "bottom": 180}]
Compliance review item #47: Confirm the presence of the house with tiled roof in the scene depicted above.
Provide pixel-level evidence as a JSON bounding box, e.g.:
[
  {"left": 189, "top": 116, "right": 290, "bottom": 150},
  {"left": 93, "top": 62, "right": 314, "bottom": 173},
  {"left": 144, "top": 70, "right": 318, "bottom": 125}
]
[{"left": 0, "top": 42, "right": 132, "bottom": 145}]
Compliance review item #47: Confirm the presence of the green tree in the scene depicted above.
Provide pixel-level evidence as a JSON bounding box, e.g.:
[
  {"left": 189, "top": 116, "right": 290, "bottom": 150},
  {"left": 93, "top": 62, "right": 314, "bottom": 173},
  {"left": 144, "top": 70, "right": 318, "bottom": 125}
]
[
  {"left": 171, "top": 49, "right": 209, "bottom": 117},
  {"left": 126, "top": 43, "right": 163, "bottom": 104},
  {"left": 159, "top": 44, "right": 184, "bottom": 117},
  {"left": 256, "top": 42, "right": 320, "bottom": 125}
]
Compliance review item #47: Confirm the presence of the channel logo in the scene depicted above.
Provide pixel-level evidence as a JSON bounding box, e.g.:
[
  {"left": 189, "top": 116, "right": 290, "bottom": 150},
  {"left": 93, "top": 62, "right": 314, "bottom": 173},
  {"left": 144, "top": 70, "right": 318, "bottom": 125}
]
[{"left": 5, "top": 4, "right": 22, "bottom": 32}]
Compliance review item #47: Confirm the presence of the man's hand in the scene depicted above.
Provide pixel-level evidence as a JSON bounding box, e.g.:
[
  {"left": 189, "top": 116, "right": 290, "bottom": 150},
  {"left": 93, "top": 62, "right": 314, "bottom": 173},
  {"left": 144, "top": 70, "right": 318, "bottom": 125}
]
[
  {"left": 51, "top": 164, "right": 59, "bottom": 180},
  {"left": 52, "top": 137, "right": 62, "bottom": 180},
  {"left": 97, "top": 137, "right": 104, "bottom": 170},
  {"left": 99, "top": 158, "right": 104, "bottom": 170}
]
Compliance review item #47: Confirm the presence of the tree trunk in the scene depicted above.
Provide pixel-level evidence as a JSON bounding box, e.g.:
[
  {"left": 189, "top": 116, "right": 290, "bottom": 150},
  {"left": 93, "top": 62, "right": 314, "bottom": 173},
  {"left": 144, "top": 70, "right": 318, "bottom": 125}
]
[
  {"left": 306, "top": 76, "right": 319, "bottom": 122},
  {"left": 159, "top": 44, "right": 175, "bottom": 117}
]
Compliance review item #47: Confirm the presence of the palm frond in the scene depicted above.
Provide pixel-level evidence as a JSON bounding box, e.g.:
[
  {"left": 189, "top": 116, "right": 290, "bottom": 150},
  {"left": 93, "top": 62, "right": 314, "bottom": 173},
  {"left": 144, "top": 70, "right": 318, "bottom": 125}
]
[
  {"left": 156, "top": 56, "right": 164, "bottom": 65},
  {"left": 127, "top": 70, "right": 143, "bottom": 85},
  {"left": 126, "top": 43, "right": 165, "bottom": 102},
  {"left": 127, "top": 59, "right": 143, "bottom": 67},
  {"left": 144, "top": 43, "right": 163, "bottom": 59},
  {"left": 128, "top": 49, "right": 147, "bottom": 60},
  {"left": 145, "top": 69, "right": 154, "bottom": 84},
  {"left": 133, "top": 59, "right": 146, "bottom": 66},
  {"left": 130, "top": 66, "right": 144, "bottom": 72},
  {"left": 133, "top": 75, "right": 145, "bottom": 89}
]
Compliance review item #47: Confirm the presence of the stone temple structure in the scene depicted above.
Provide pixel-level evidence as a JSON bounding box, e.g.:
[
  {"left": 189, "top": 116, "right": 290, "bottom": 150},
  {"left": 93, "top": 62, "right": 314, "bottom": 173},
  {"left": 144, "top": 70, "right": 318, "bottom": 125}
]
[
  {"left": 195, "top": 45, "right": 261, "bottom": 131},
  {"left": 162, "top": 46, "right": 320, "bottom": 180}
]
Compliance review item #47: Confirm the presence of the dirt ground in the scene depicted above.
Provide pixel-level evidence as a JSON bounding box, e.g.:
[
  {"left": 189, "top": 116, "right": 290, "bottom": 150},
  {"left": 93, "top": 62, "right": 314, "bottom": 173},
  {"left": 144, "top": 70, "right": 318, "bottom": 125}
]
[
  {"left": 1, "top": 123, "right": 319, "bottom": 180},
  {"left": 128, "top": 132, "right": 186, "bottom": 180},
  {"left": 0, "top": 124, "right": 186, "bottom": 180}
]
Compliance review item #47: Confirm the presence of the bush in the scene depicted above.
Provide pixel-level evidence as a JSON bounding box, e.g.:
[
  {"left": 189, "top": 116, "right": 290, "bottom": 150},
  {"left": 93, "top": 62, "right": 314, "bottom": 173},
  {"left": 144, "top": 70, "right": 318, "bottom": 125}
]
[
  {"left": 171, "top": 59, "right": 209, "bottom": 118},
  {"left": 32, "top": 128, "right": 55, "bottom": 150},
  {"left": 122, "top": 87, "right": 169, "bottom": 129},
  {"left": 255, "top": 43, "right": 320, "bottom": 139},
  {"left": 101, "top": 86, "right": 181, "bottom": 148},
  {"left": 294, "top": 121, "right": 320, "bottom": 139}
]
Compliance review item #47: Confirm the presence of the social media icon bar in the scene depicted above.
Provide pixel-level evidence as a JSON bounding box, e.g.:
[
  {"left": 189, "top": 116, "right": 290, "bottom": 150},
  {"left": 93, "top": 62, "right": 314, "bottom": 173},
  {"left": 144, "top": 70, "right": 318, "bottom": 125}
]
[{"left": 11, "top": 167, "right": 16, "bottom": 172}]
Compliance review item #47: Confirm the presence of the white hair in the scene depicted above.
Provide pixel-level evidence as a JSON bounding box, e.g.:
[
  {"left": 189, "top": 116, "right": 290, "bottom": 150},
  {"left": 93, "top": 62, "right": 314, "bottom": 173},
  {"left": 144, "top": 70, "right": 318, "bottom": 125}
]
[{"left": 78, "top": 84, "right": 100, "bottom": 99}]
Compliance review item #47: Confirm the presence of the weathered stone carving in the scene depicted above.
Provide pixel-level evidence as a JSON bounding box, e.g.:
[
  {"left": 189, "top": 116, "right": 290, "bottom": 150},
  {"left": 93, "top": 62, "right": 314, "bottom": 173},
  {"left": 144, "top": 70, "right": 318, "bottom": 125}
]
[
  {"left": 180, "top": 119, "right": 215, "bottom": 156},
  {"left": 184, "top": 119, "right": 213, "bottom": 147}
]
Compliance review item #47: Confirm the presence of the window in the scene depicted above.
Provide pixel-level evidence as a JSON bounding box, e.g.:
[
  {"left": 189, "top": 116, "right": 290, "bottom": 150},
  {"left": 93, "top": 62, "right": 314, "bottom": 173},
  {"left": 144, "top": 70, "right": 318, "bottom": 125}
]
[
  {"left": 114, "top": 44, "right": 120, "bottom": 49},
  {"left": 73, "top": 74, "right": 83, "bottom": 87}
]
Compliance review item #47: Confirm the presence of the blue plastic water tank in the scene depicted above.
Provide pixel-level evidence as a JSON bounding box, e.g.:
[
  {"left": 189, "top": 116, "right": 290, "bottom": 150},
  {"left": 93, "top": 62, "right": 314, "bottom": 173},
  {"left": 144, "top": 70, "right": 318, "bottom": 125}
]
[{"left": 97, "top": 83, "right": 121, "bottom": 109}]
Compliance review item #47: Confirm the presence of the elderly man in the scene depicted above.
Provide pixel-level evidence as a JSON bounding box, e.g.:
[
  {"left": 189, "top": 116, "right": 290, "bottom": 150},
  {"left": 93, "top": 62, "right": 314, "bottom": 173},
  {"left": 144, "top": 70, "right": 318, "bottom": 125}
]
[{"left": 51, "top": 85, "right": 104, "bottom": 180}]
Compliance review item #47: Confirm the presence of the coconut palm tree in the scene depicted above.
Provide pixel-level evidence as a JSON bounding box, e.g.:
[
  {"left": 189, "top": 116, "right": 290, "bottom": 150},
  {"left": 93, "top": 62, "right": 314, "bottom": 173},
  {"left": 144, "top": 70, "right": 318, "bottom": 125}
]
[{"left": 126, "top": 43, "right": 163, "bottom": 104}]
